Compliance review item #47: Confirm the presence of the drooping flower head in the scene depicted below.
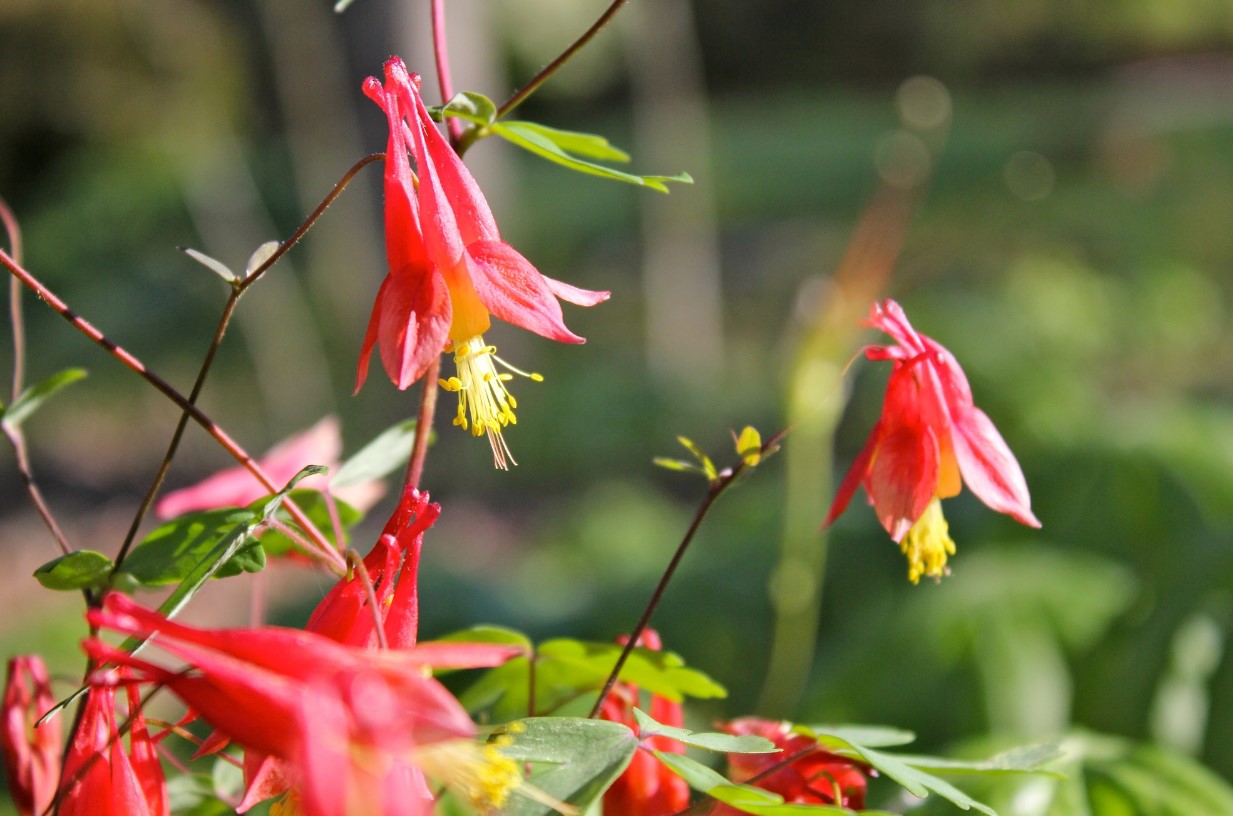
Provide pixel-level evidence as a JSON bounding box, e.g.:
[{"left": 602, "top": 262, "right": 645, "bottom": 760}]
[
  {"left": 598, "top": 630, "right": 691, "bottom": 816},
  {"left": 83, "top": 594, "right": 520, "bottom": 816},
  {"left": 709, "top": 718, "right": 868, "bottom": 812},
  {"left": 357, "top": 56, "right": 609, "bottom": 468},
  {"left": 2, "top": 656, "right": 61, "bottom": 816},
  {"left": 825, "top": 299, "right": 1040, "bottom": 582}
]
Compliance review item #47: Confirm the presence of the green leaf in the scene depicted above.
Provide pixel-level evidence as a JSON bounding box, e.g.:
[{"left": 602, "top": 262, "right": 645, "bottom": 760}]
[
  {"left": 460, "top": 638, "right": 725, "bottom": 722},
  {"left": 438, "top": 91, "right": 498, "bottom": 127},
  {"left": 432, "top": 624, "right": 534, "bottom": 651},
  {"left": 800, "top": 724, "right": 916, "bottom": 749},
  {"left": 901, "top": 742, "right": 1065, "bottom": 775},
  {"left": 492, "top": 121, "right": 693, "bottom": 193},
  {"left": 2, "top": 368, "right": 88, "bottom": 427},
  {"left": 179, "top": 246, "right": 237, "bottom": 283},
  {"left": 735, "top": 425, "right": 763, "bottom": 467},
  {"left": 118, "top": 508, "right": 262, "bottom": 587},
  {"left": 33, "top": 550, "right": 114, "bottom": 591},
  {"left": 653, "top": 457, "right": 708, "bottom": 475},
  {"left": 244, "top": 240, "right": 280, "bottom": 278},
  {"left": 498, "top": 121, "right": 630, "bottom": 163},
  {"left": 632, "top": 708, "right": 777, "bottom": 754},
  {"left": 498, "top": 718, "right": 638, "bottom": 816},
  {"left": 331, "top": 419, "right": 424, "bottom": 488},
  {"left": 676, "top": 436, "right": 718, "bottom": 481}
]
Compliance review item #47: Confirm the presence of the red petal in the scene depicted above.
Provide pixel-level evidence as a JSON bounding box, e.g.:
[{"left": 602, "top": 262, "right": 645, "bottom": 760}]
[
  {"left": 868, "top": 423, "right": 939, "bottom": 541},
  {"left": 950, "top": 406, "right": 1041, "bottom": 527},
  {"left": 823, "top": 422, "right": 882, "bottom": 528},
  {"left": 464, "top": 240, "right": 583, "bottom": 343},
  {"left": 545, "top": 276, "right": 611, "bottom": 307}
]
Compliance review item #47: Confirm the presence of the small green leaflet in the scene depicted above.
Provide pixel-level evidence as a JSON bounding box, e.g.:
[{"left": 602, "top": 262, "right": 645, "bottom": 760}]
[
  {"left": 655, "top": 435, "right": 719, "bottom": 481},
  {"left": 800, "top": 725, "right": 1062, "bottom": 816},
  {"left": 437, "top": 91, "right": 498, "bottom": 127},
  {"left": 1, "top": 368, "right": 87, "bottom": 428},
  {"left": 179, "top": 246, "right": 237, "bottom": 283},
  {"left": 492, "top": 121, "right": 692, "bottom": 193},
  {"left": 497, "top": 718, "right": 637, "bottom": 816},
  {"left": 33, "top": 550, "right": 114, "bottom": 591},
  {"left": 632, "top": 708, "right": 776, "bottom": 754},
  {"left": 117, "top": 508, "right": 264, "bottom": 587}
]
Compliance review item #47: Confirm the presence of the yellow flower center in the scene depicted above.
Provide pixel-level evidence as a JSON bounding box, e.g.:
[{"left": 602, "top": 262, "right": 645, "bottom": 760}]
[
  {"left": 438, "top": 335, "right": 542, "bottom": 470},
  {"left": 900, "top": 498, "right": 957, "bottom": 584},
  {"left": 415, "top": 738, "right": 522, "bottom": 812},
  {"left": 270, "top": 792, "right": 302, "bottom": 816}
]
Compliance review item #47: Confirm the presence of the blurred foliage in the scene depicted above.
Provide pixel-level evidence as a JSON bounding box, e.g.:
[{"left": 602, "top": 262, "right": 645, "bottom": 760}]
[{"left": 3, "top": 2, "right": 1233, "bottom": 813}]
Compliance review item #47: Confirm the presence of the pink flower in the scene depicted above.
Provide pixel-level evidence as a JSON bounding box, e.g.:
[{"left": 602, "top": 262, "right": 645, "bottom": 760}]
[
  {"left": 155, "top": 415, "right": 384, "bottom": 519},
  {"left": 825, "top": 299, "right": 1040, "bottom": 582},
  {"left": 84, "top": 594, "right": 520, "bottom": 816},
  {"left": 709, "top": 718, "right": 868, "bottom": 813},
  {"left": 2, "top": 656, "right": 61, "bottom": 816},
  {"left": 356, "top": 57, "right": 609, "bottom": 468},
  {"left": 58, "top": 673, "right": 168, "bottom": 816},
  {"left": 598, "top": 631, "right": 691, "bottom": 816}
]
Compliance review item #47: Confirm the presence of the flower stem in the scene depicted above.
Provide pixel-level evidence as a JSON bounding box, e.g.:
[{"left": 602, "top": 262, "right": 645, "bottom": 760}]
[
  {"left": 430, "top": 0, "right": 464, "bottom": 147},
  {"left": 0, "top": 196, "right": 72, "bottom": 557},
  {"left": 587, "top": 430, "right": 786, "bottom": 719},
  {"left": 496, "top": 0, "right": 631, "bottom": 121},
  {"left": 403, "top": 357, "right": 440, "bottom": 491}
]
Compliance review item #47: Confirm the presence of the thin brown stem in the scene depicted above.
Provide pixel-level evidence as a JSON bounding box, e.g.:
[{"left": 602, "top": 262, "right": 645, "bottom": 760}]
[
  {"left": 496, "top": 0, "right": 630, "bottom": 121},
  {"left": 587, "top": 430, "right": 787, "bottom": 719},
  {"left": 1, "top": 196, "right": 71, "bottom": 555},
  {"left": 403, "top": 356, "right": 440, "bottom": 491},
  {"left": 110, "top": 153, "right": 379, "bottom": 573},
  {"left": 0, "top": 248, "right": 347, "bottom": 575}
]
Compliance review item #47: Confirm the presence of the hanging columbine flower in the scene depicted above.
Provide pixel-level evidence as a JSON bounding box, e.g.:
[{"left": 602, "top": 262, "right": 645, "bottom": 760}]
[
  {"left": 356, "top": 56, "right": 609, "bottom": 469},
  {"left": 825, "top": 299, "right": 1040, "bottom": 582},
  {"left": 2, "top": 656, "right": 61, "bottom": 816}
]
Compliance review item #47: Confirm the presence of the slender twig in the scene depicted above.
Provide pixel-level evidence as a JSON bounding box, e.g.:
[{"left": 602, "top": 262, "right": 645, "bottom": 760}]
[
  {"left": 109, "top": 153, "right": 382, "bottom": 572},
  {"left": 0, "top": 196, "right": 72, "bottom": 556},
  {"left": 403, "top": 357, "right": 440, "bottom": 491},
  {"left": 0, "top": 248, "right": 347, "bottom": 575},
  {"left": 587, "top": 430, "right": 787, "bottom": 719},
  {"left": 430, "top": 0, "right": 464, "bottom": 147},
  {"left": 496, "top": 0, "right": 630, "bottom": 120},
  {"left": 527, "top": 642, "right": 538, "bottom": 718}
]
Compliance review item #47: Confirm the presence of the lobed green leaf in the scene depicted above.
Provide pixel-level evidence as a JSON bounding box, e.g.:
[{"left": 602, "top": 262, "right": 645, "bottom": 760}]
[{"left": 498, "top": 718, "right": 637, "bottom": 816}]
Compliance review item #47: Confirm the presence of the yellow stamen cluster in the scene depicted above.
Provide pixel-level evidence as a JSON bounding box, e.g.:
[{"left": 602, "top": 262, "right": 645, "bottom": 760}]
[
  {"left": 415, "top": 737, "right": 522, "bottom": 812},
  {"left": 900, "top": 498, "right": 957, "bottom": 584},
  {"left": 438, "top": 335, "right": 543, "bottom": 470},
  {"left": 270, "top": 792, "right": 303, "bottom": 816}
]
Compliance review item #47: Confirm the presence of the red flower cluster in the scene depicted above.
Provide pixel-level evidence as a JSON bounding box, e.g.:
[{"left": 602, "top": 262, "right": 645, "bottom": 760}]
[
  {"left": 358, "top": 57, "right": 608, "bottom": 468},
  {"left": 826, "top": 300, "right": 1040, "bottom": 582},
  {"left": 2, "top": 657, "right": 61, "bottom": 816}
]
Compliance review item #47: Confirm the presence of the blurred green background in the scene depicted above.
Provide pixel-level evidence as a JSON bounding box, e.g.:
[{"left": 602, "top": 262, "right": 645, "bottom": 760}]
[{"left": 3, "top": 0, "right": 1233, "bottom": 811}]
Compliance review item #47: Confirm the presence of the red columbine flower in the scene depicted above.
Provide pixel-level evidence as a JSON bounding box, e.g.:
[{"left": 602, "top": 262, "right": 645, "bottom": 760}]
[
  {"left": 709, "top": 718, "right": 868, "bottom": 812},
  {"left": 825, "top": 299, "right": 1040, "bottom": 582},
  {"left": 59, "top": 674, "right": 168, "bottom": 816},
  {"left": 356, "top": 56, "right": 609, "bottom": 469},
  {"left": 598, "top": 631, "right": 691, "bottom": 816},
  {"left": 84, "top": 594, "right": 520, "bottom": 816},
  {"left": 2, "top": 656, "right": 61, "bottom": 816}
]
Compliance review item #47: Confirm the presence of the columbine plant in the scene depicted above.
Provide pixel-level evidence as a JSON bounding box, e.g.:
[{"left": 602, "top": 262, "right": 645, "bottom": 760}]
[{"left": 0, "top": 2, "right": 1071, "bottom": 815}]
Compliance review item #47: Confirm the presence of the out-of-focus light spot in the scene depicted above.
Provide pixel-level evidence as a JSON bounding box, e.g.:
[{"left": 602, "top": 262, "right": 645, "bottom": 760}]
[
  {"left": 875, "top": 131, "right": 931, "bottom": 189},
  {"left": 1004, "top": 151, "right": 1056, "bottom": 201},
  {"left": 896, "top": 75, "right": 952, "bottom": 130}
]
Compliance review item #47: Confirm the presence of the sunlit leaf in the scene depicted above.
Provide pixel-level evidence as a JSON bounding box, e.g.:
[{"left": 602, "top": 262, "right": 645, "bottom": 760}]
[
  {"left": 492, "top": 121, "right": 692, "bottom": 193},
  {"left": 437, "top": 91, "right": 498, "bottom": 127},
  {"left": 257, "top": 490, "right": 361, "bottom": 557},
  {"left": 244, "top": 240, "right": 280, "bottom": 278},
  {"left": 33, "top": 550, "right": 113, "bottom": 591},
  {"left": 118, "top": 508, "right": 262, "bottom": 586},
  {"left": 632, "top": 708, "right": 777, "bottom": 753},
  {"left": 676, "top": 436, "right": 718, "bottom": 481},
  {"left": 498, "top": 718, "right": 637, "bottom": 816},
  {"left": 179, "top": 246, "right": 237, "bottom": 283},
  {"left": 735, "top": 425, "right": 763, "bottom": 467},
  {"left": 2, "top": 368, "right": 88, "bottom": 427}
]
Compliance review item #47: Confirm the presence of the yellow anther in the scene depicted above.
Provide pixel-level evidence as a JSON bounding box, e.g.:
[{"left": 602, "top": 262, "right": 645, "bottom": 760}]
[
  {"left": 530, "top": 373, "right": 544, "bottom": 382},
  {"left": 899, "top": 498, "right": 957, "bottom": 584},
  {"left": 441, "top": 334, "right": 544, "bottom": 470}
]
